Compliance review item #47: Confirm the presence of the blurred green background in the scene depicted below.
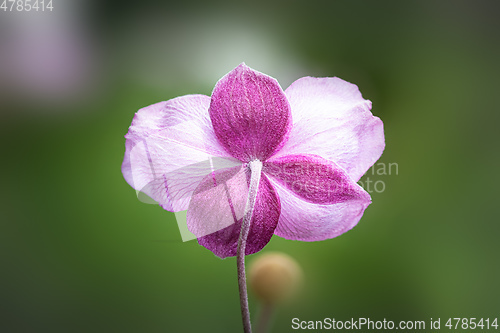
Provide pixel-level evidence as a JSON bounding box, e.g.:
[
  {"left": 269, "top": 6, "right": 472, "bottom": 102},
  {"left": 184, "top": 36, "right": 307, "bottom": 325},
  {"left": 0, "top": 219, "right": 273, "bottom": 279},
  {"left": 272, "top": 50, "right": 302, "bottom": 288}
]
[{"left": 1, "top": 1, "right": 499, "bottom": 332}]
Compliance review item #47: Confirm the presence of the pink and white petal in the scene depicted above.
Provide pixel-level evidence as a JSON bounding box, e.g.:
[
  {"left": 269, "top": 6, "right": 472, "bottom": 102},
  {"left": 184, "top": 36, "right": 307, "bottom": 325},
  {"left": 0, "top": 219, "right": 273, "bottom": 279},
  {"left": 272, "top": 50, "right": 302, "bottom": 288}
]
[
  {"left": 187, "top": 165, "right": 247, "bottom": 239},
  {"left": 209, "top": 63, "right": 292, "bottom": 162},
  {"left": 275, "top": 77, "right": 385, "bottom": 182},
  {"left": 122, "top": 95, "right": 240, "bottom": 212},
  {"left": 269, "top": 178, "right": 371, "bottom": 242},
  {"left": 124, "top": 94, "right": 213, "bottom": 143},
  {"left": 188, "top": 166, "right": 280, "bottom": 258},
  {"left": 263, "top": 154, "right": 370, "bottom": 205}
]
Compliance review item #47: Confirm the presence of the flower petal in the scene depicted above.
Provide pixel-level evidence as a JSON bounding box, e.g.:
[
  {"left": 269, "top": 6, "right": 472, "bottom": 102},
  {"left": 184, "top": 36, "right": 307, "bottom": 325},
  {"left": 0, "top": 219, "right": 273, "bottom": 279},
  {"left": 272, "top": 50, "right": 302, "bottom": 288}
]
[
  {"left": 264, "top": 154, "right": 370, "bottom": 205},
  {"left": 122, "top": 95, "right": 240, "bottom": 212},
  {"left": 275, "top": 77, "right": 385, "bottom": 181},
  {"left": 268, "top": 177, "right": 371, "bottom": 242},
  {"left": 209, "top": 63, "right": 292, "bottom": 162},
  {"left": 187, "top": 165, "right": 280, "bottom": 258}
]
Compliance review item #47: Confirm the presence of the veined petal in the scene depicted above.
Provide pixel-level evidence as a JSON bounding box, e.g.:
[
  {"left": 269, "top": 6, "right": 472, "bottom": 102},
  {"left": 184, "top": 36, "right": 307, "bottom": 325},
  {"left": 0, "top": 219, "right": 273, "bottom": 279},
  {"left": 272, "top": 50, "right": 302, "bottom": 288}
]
[
  {"left": 209, "top": 63, "right": 292, "bottom": 162},
  {"left": 122, "top": 95, "right": 240, "bottom": 212},
  {"left": 187, "top": 165, "right": 280, "bottom": 258},
  {"left": 268, "top": 177, "right": 371, "bottom": 242},
  {"left": 275, "top": 77, "right": 385, "bottom": 181},
  {"left": 263, "top": 154, "right": 370, "bottom": 205}
]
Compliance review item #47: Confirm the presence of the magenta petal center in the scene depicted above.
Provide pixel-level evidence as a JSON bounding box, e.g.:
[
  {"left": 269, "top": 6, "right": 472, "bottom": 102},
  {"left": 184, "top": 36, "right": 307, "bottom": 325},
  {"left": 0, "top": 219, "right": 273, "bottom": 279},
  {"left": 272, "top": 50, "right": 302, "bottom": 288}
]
[
  {"left": 209, "top": 63, "right": 292, "bottom": 162},
  {"left": 264, "top": 154, "right": 371, "bottom": 205}
]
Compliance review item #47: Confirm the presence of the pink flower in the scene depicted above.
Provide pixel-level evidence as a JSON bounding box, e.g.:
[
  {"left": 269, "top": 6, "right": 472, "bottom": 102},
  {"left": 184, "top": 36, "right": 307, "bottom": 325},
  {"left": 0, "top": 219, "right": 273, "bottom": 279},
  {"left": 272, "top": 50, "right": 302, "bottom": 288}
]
[{"left": 122, "top": 64, "right": 385, "bottom": 258}]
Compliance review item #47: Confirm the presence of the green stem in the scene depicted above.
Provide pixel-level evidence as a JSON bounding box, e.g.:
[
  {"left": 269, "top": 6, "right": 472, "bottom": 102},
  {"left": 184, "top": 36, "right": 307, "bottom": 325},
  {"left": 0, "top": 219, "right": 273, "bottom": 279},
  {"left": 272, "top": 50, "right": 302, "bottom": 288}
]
[
  {"left": 256, "top": 302, "right": 274, "bottom": 333},
  {"left": 237, "top": 160, "right": 262, "bottom": 333}
]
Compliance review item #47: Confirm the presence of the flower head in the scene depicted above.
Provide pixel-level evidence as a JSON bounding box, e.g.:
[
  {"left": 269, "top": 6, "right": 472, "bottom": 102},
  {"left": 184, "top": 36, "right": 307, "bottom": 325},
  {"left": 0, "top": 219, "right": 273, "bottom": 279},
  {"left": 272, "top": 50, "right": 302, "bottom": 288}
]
[{"left": 122, "top": 63, "right": 384, "bottom": 258}]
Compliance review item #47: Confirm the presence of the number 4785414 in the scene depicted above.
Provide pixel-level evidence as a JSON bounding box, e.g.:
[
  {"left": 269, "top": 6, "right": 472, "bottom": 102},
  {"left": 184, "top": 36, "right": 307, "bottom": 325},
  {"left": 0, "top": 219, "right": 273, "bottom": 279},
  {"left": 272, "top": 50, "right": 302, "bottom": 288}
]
[
  {"left": 445, "top": 318, "right": 498, "bottom": 330},
  {"left": 1, "top": 0, "right": 53, "bottom": 12}
]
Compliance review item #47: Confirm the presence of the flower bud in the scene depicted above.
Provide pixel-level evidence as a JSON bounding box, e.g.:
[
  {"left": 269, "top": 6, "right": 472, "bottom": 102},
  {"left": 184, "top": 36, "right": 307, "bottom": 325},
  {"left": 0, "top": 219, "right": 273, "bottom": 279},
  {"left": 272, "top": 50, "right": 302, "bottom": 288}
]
[{"left": 249, "top": 252, "right": 303, "bottom": 304}]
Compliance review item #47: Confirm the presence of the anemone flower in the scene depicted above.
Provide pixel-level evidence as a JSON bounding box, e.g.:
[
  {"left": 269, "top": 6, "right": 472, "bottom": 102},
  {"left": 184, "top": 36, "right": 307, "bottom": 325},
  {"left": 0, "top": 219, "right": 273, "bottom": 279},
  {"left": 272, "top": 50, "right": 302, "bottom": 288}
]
[{"left": 122, "top": 63, "right": 384, "bottom": 332}]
